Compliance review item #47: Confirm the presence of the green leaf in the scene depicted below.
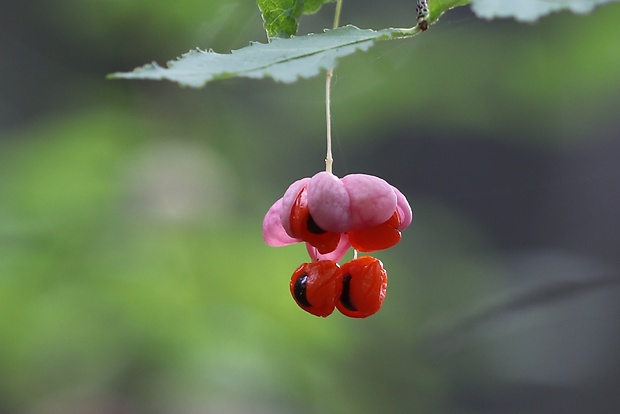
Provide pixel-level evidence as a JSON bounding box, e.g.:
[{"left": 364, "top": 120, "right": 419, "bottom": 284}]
[
  {"left": 109, "top": 25, "right": 422, "bottom": 88},
  {"left": 257, "top": 0, "right": 336, "bottom": 39},
  {"left": 109, "top": 1, "right": 469, "bottom": 88},
  {"left": 257, "top": 0, "right": 304, "bottom": 39},
  {"left": 471, "top": 0, "right": 618, "bottom": 22}
]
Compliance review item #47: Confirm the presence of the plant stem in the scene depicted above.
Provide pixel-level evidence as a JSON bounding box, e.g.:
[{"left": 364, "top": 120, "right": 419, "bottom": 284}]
[
  {"left": 332, "top": 0, "right": 343, "bottom": 29},
  {"left": 325, "top": 70, "right": 333, "bottom": 173},
  {"left": 325, "top": 0, "right": 343, "bottom": 174}
]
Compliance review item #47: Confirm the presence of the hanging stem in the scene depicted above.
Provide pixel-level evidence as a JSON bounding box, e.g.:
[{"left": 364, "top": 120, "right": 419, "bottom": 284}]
[
  {"left": 325, "top": 0, "right": 343, "bottom": 174},
  {"left": 325, "top": 70, "right": 334, "bottom": 173}
]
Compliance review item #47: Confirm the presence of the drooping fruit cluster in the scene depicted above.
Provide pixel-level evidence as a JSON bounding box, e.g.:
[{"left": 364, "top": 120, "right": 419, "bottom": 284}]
[
  {"left": 263, "top": 171, "right": 412, "bottom": 318},
  {"left": 291, "top": 257, "right": 387, "bottom": 318}
]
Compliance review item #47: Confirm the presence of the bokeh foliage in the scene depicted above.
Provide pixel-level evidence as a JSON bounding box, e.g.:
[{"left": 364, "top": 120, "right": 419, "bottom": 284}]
[{"left": 1, "top": 1, "right": 620, "bottom": 413}]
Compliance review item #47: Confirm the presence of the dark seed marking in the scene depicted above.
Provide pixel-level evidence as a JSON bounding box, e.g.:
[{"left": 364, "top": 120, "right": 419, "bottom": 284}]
[
  {"left": 339, "top": 274, "right": 357, "bottom": 311},
  {"left": 307, "top": 214, "right": 327, "bottom": 234},
  {"left": 294, "top": 274, "right": 312, "bottom": 307}
]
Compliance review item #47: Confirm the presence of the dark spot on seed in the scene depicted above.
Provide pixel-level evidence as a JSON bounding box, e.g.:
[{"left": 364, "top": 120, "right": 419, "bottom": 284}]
[
  {"left": 339, "top": 274, "right": 357, "bottom": 311},
  {"left": 307, "top": 214, "right": 327, "bottom": 234},
  {"left": 294, "top": 274, "right": 312, "bottom": 307}
]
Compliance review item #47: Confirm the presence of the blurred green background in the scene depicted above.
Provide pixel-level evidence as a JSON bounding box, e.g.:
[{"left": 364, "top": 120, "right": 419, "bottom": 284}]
[{"left": 1, "top": 1, "right": 620, "bottom": 413}]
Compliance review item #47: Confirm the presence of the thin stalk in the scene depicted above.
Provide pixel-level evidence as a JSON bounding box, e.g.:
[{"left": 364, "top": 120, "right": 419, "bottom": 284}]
[
  {"left": 332, "top": 0, "right": 343, "bottom": 29},
  {"left": 325, "top": 70, "right": 334, "bottom": 173},
  {"left": 325, "top": 0, "right": 343, "bottom": 173}
]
